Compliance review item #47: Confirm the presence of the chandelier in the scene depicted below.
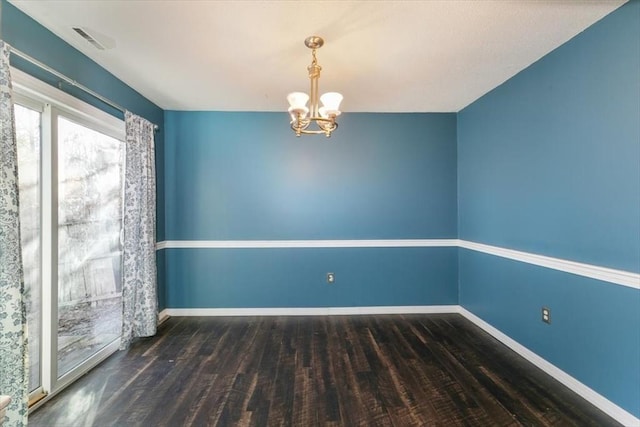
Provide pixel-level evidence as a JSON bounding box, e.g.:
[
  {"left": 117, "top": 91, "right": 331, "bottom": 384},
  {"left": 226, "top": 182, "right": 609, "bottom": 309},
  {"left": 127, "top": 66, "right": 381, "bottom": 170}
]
[{"left": 287, "top": 36, "right": 343, "bottom": 137}]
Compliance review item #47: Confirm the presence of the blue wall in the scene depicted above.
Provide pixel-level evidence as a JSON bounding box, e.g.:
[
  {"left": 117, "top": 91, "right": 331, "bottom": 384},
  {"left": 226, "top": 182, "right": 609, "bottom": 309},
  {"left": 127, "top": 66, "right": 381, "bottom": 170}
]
[
  {"left": 166, "top": 247, "right": 457, "bottom": 308},
  {"left": 458, "top": 0, "right": 640, "bottom": 417},
  {"left": 2, "top": 0, "right": 167, "bottom": 309},
  {"left": 163, "top": 112, "right": 458, "bottom": 307}
]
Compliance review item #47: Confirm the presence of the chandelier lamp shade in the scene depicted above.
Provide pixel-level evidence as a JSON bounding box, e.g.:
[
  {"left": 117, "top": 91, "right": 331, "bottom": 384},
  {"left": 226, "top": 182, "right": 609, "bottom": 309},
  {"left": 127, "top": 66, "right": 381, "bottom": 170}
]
[{"left": 287, "top": 36, "right": 343, "bottom": 137}]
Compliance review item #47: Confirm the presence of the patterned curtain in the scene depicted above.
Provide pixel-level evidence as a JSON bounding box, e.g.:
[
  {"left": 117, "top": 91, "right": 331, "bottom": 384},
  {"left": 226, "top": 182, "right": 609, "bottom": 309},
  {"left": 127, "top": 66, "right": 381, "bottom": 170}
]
[
  {"left": 0, "top": 41, "right": 29, "bottom": 426},
  {"left": 120, "top": 111, "right": 157, "bottom": 350}
]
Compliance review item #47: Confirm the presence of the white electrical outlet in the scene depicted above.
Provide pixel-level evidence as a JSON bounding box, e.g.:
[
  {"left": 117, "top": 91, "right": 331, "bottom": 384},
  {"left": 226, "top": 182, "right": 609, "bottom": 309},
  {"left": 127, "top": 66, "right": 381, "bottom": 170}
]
[
  {"left": 327, "top": 273, "right": 335, "bottom": 284},
  {"left": 542, "top": 307, "right": 551, "bottom": 324}
]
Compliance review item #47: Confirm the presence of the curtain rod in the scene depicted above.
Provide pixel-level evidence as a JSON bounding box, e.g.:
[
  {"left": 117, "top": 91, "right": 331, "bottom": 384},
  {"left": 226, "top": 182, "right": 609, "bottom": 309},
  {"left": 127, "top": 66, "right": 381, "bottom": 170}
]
[{"left": 9, "top": 46, "right": 159, "bottom": 130}]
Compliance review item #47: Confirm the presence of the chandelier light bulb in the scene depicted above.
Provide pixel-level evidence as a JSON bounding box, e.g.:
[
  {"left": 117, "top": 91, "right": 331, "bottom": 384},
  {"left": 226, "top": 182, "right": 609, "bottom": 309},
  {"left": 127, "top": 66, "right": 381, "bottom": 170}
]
[
  {"left": 287, "top": 92, "right": 310, "bottom": 122},
  {"left": 320, "top": 92, "right": 343, "bottom": 116},
  {"left": 287, "top": 92, "right": 309, "bottom": 111}
]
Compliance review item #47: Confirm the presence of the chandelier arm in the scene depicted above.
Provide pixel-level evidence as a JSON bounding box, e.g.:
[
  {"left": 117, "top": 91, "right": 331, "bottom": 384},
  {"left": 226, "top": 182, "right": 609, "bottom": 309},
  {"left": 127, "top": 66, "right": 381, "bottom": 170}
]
[
  {"left": 291, "top": 115, "right": 337, "bottom": 137},
  {"left": 294, "top": 125, "right": 337, "bottom": 137}
]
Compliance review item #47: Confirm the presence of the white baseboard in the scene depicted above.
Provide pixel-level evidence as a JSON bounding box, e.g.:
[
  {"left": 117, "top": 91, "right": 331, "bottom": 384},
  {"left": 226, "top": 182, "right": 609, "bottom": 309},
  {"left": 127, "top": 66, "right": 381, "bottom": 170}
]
[
  {"left": 458, "top": 307, "right": 640, "bottom": 427},
  {"left": 162, "top": 305, "right": 458, "bottom": 317},
  {"left": 158, "top": 309, "right": 170, "bottom": 324},
  {"left": 157, "top": 239, "right": 458, "bottom": 249}
]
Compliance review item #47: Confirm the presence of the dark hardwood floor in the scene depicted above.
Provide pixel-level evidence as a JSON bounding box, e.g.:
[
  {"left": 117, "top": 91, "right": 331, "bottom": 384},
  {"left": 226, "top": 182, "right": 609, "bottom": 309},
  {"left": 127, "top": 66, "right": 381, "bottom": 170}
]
[{"left": 29, "top": 314, "right": 621, "bottom": 426}]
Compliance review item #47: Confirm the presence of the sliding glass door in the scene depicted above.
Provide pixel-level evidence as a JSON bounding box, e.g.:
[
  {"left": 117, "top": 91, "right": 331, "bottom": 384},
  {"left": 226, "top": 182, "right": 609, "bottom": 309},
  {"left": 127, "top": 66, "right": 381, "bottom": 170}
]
[
  {"left": 15, "top": 103, "right": 42, "bottom": 393},
  {"left": 13, "top": 71, "right": 126, "bottom": 404},
  {"left": 56, "top": 116, "right": 124, "bottom": 378}
]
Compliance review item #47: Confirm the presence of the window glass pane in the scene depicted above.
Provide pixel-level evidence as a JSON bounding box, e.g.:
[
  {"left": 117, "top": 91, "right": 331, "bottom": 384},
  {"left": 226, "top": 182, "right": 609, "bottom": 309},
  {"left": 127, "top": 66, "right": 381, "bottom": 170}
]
[
  {"left": 57, "top": 116, "right": 123, "bottom": 377},
  {"left": 15, "top": 103, "right": 42, "bottom": 392}
]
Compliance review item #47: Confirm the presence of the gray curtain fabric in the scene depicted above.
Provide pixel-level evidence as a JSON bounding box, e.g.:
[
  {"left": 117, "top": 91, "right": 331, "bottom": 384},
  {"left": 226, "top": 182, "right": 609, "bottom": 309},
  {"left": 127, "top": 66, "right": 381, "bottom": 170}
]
[
  {"left": 120, "top": 111, "right": 157, "bottom": 350},
  {"left": 0, "top": 40, "right": 29, "bottom": 427}
]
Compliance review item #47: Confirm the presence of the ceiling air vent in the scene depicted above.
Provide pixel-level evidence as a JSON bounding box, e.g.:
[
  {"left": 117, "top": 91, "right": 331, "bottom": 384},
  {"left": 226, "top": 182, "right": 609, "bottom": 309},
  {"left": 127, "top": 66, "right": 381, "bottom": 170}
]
[{"left": 73, "top": 27, "right": 107, "bottom": 50}]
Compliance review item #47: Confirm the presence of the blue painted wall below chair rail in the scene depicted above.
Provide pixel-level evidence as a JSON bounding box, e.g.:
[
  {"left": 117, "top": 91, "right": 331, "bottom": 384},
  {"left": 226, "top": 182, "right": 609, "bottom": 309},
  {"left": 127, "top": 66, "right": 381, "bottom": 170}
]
[
  {"left": 458, "top": 0, "right": 640, "bottom": 418},
  {"left": 165, "top": 247, "right": 458, "bottom": 308}
]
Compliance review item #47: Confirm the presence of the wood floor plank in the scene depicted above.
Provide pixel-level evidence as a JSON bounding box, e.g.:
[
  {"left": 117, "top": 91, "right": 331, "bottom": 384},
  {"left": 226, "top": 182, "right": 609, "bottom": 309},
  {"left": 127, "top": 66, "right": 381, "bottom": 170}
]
[{"left": 29, "top": 314, "right": 624, "bottom": 427}]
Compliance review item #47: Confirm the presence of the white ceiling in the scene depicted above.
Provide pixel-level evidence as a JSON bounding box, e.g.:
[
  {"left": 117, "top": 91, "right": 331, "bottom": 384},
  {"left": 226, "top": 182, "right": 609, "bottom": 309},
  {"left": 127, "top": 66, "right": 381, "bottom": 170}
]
[{"left": 9, "top": 1, "right": 627, "bottom": 112}]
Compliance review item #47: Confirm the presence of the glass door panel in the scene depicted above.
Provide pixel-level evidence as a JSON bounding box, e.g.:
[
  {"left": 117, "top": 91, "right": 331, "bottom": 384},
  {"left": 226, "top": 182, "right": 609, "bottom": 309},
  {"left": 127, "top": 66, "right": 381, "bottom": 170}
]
[
  {"left": 15, "top": 104, "right": 42, "bottom": 392},
  {"left": 56, "top": 116, "right": 123, "bottom": 378}
]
